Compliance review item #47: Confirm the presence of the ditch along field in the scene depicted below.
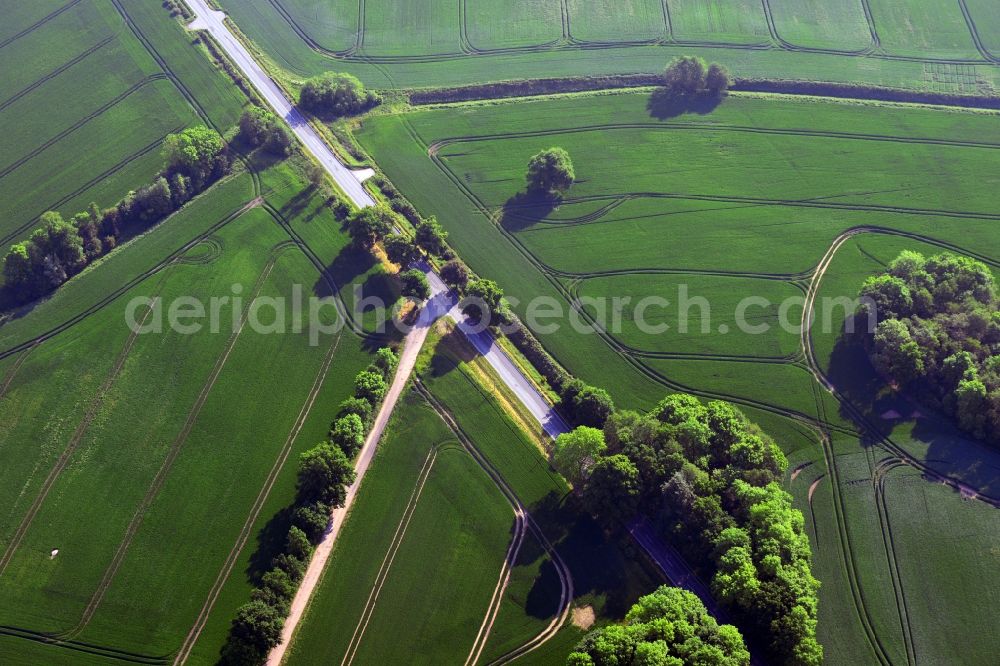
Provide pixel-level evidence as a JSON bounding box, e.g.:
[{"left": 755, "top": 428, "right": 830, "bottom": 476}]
[
  {"left": 0, "top": 155, "right": 399, "bottom": 664},
  {"left": 0, "top": 0, "right": 244, "bottom": 252},
  {"left": 284, "top": 326, "right": 662, "bottom": 666},
  {"left": 356, "top": 91, "right": 1000, "bottom": 664},
  {"left": 218, "top": 0, "right": 1000, "bottom": 92}
]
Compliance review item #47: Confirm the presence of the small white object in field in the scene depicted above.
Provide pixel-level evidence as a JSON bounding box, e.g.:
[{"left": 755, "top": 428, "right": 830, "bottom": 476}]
[{"left": 50, "top": 549, "right": 59, "bottom": 559}]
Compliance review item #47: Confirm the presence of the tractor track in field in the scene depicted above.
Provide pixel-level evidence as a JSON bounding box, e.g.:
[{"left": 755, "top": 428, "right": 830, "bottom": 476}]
[
  {"left": 0, "top": 269, "right": 170, "bottom": 579},
  {"left": 0, "top": 74, "right": 169, "bottom": 181},
  {"left": 957, "top": 0, "right": 1000, "bottom": 64},
  {"left": 173, "top": 325, "right": 346, "bottom": 665},
  {"left": 796, "top": 228, "right": 1000, "bottom": 665},
  {"left": 263, "top": 203, "right": 383, "bottom": 340},
  {"left": 0, "top": 341, "right": 40, "bottom": 402},
  {"left": 0, "top": 35, "right": 116, "bottom": 113},
  {"left": 871, "top": 455, "right": 916, "bottom": 665},
  {"left": 429, "top": 121, "right": 1000, "bottom": 154},
  {"left": 339, "top": 443, "right": 449, "bottom": 666},
  {"left": 0, "top": 623, "right": 169, "bottom": 664},
  {"left": 416, "top": 383, "right": 573, "bottom": 666},
  {"left": 0, "top": 131, "right": 180, "bottom": 249},
  {"left": 760, "top": 0, "right": 878, "bottom": 56},
  {"left": 0, "top": 0, "right": 86, "bottom": 51},
  {"left": 0, "top": 197, "right": 258, "bottom": 363},
  {"left": 58, "top": 247, "right": 284, "bottom": 642},
  {"left": 251, "top": 0, "right": 999, "bottom": 67}
]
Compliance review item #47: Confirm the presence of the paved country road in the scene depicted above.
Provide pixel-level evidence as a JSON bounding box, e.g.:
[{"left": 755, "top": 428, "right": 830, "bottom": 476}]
[{"left": 181, "top": 2, "right": 753, "bottom": 663}]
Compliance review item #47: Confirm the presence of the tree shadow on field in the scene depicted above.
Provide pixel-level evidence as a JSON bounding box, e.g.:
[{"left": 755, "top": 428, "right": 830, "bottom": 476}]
[
  {"left": 247, "top": 506, "right": 295, "bottom": 582},
  {"left": 825, "top": 319, "right": 1000, "bottom": 499},
  {"left": 647, "top": 88, "right": 723, "bottom": 120},
  {"left": 280, "top": 187, "right": 322, "bottom": 224},
  {"left": 314, "top": 244, "right": 402, "bottom": 348},
  {"left": 524, "top": 491, "right": 657, "bottom": 621},
  {"left": 500, "top": 190, "right": 560, "bottom": 232}
]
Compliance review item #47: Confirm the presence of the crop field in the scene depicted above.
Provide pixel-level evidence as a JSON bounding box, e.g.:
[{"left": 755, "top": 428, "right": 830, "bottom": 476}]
[
  {"left": 0, "top": 0, "right": 245, "bottom": 253},
  {"left": 0, "top": 161, "right": 378, "bottom": 661},
  {"left": 285, "top": 390, "right": 519, "bottom": 665},
  {"left": 219, "top": 0, "right": 1000, "bottom": 91},
  {"left": 668, "top": 0, "right": 771, "bottom": 45},
  {"left": 768, "top": 0, "right": 873, "bottom": 52},
  {"left": 289, "top": 327, "right": 663, "bottom": 665},
  {"left": 357, "top": 90, "right": 1000, "bottom": 663}
]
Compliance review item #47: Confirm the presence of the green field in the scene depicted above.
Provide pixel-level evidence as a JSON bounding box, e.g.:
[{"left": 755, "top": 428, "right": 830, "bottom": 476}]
[
  {"left": 285, "top": 391, "right": 520, "bottom": 665},
  {"left": 356, "top": 90, "right": 1000, "bottom": 663},
  {"left": 0, "top": 162, "right": 379, "bottom": 661},
  {"left": 218, "top": 0, "right": 1000, "bottom": 92},
  {"left": 0, "top": 0, "right": 244, "bottom": 250}
]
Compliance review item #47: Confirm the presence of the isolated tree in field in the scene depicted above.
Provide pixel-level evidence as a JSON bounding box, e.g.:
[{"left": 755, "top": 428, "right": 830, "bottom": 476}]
[
  {"left": 705, "top": 62, "right": 731, "bottom": 98},
  {"left": 440, "top": 260, "right": 469, "bottom": 290},
  {"left": 399, "top": 268, "right": 431, "bottom": 300},
  {"left": 354, "top": 370, "right": 388, "bottom": 404},
  {"left": 663, "top": 55, "right": 708, "bottom": 96},
  {"left": 463, "top": 278, "right": 504, "bottom": 323},
  {"left": 526, "top": 148, "right": 575, "bottom": 196},
  {"left": 299, "top": 72, "right": 380, "bottom": 117},
  {"left": 329, "top": 413, "right": 365, "bottom": 457},
  {"left": 415, "top": 217, "right": 448, "bottom": 256},
  {"left": 347, "top": 205, "right": 396, "bottom": 249},
  {"left": 552, "top": 426, "right": 607, "bottom": 486},
  {"left": 297, "top": 442, "right": 355, "bottom": 505},
  {"left": 383, "top": 235, "right": 419, "bottom": 267}
]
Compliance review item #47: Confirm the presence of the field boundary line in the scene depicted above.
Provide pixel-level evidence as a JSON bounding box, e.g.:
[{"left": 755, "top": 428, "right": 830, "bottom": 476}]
[
  {"left": 173, "top": 318, "right": 345, "bottom": 664},
  {"left": 339, "top": 444, "right": 443, "bottom": 666},
  {"left": 0, "top": 269, "right": 171, "bottom": 577},
  {"left": 61, "top": 248, "right": 282, "bottom": 640}
]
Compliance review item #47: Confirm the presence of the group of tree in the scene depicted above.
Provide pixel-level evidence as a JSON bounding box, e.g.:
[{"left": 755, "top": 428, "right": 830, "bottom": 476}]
[
  {"left": 553, "top": 393, "right": 822, "bottom": 665},
  {"left": 526, "top": 147, "right": 575, "bottom": 198},
  {"left": 239, "top": 107, "right": 294, "bottom": 157},
  {"left": 568, "top": 586, "right": 750, "bottom": 666},
  {"left": 662, "top": 56, "right": 730, "bottom": 99},
  {"left": 222, "top": 347, "right": 398, "bottom": 664},
  {"left": 299, "top": 72, "right": 381, "bottom": 118},
  {"left": 560, "top": 378, "right": 615, "bottom": 428},
  {"left": 4, "top": 125, "right": 229, "bottom": 304},
  {"left": 857, "top": 250, "right": 1000, "bottom": 444}
]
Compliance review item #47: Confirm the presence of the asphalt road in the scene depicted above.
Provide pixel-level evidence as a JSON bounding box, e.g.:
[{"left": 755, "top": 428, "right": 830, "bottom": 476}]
[{"left": 181, "top": 2, "right": 751, "bottom": 662}]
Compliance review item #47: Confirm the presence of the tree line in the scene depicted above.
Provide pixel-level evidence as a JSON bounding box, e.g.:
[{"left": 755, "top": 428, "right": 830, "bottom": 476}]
[
  {"left": 3, "top": 125, "right": 231, "bottom": 304},
  {"left": 221, "top": 347, "right": 399, "bottom": 664},
  {"left": 858, "top": 250, "right": 1000, "bottom": 443},
  {"left": 554, "top": 394, "right": 822, "bottom": 665}
]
